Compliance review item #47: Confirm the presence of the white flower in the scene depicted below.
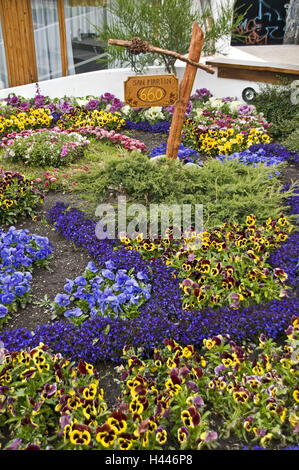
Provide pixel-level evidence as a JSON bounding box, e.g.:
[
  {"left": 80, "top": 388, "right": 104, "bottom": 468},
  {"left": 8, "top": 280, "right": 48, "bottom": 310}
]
[
  {"left": 208, "top": 97, "right": 223, "bottom": 109},
  {"left": 194, "top": 108, "right": 204, "bottom": 119},
  {"left": 228, "top": 100, "right": 243, "bottom": 112},
  {"left": 143, "top": 106, "right": 164, "bottom": 122},
  {"left": 121, "top": 105, "right": 131, "bottom": 116},
  {"left": 76, "top": 98, "right": 89, "bottom": 107}
]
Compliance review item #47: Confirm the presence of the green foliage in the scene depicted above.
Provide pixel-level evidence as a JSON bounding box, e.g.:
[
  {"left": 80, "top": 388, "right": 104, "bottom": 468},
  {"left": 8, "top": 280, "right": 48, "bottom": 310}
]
[
  {"left": 0, "top": 171, "right": 44, "bottom": 225},
  {"left": 72, "top": 152, "right": 297, "bottom": 228},
  {"left": 94, "top": 0, "right": 245, "bottom": 74},
  {"left": 253, "top": 81, "right": 299, "bottom": 141},
  {"left": 283, "top": 128, "right": 299, "bottom": 153},
  {"left": 3, "top": 131, "right": 89, "bottom": 168}
]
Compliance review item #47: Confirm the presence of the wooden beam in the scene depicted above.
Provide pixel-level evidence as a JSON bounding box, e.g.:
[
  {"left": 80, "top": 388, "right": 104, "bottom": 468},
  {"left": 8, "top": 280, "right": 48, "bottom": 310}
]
[
  {"left": 108, "top": 38, "right": 215, "bottom": 74},
  {"left": 206, "top": 58, "right": 299, "bottom": 76},
  {"left": 166, "top": 22, "right": 204, "bottom": 160},
  {"left": 217, "top": 66, "right": 299, "bottom": 84},
  {"left": 57, "top": 0, "right": 68, "bottom": 77}
]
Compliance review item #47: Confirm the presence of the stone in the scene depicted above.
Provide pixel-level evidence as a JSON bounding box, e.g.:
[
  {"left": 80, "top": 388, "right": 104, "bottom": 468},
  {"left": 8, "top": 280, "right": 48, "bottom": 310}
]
[
  {"left": 184, "top": 162, "right": 202, "bottom": 169},
  {"left": 149, "top": 155, "right": 168, "bottom": 163}
]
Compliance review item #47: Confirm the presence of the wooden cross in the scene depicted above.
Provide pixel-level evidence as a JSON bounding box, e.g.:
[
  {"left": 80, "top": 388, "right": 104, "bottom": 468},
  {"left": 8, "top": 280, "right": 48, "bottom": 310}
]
[{"left": 108, "top": 22, "right": 215, "bottom": 159}]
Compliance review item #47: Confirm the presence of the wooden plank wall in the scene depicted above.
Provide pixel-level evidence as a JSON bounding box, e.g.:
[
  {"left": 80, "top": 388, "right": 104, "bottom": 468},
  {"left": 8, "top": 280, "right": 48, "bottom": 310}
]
[{"left": 0, "top": 0, "right": 38, "bottom": 87}]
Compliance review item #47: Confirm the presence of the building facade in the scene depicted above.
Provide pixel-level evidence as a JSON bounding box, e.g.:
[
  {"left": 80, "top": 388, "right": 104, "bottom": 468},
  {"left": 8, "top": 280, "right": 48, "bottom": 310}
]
[{"left": 0, "top": 0, "right": 108, "bottom": 89}]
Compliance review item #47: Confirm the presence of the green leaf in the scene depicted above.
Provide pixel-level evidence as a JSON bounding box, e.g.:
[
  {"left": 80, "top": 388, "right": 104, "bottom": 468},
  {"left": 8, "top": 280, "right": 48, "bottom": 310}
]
[{"left": 103, "top": 324, "right": 110, "bottom": 335}]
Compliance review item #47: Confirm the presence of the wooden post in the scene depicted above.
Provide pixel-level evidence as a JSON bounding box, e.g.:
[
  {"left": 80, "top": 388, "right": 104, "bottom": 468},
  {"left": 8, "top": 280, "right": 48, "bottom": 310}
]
[
  {"left": 57, "top": 0, "right": 69, "bottom": 77},
  {"left": 166, "top": 22, "right": 204, "bottom": 159}
]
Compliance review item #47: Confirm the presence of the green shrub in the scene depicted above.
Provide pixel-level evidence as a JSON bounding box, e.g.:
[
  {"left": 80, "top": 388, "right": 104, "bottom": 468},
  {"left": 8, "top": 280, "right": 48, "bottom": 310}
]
[
  {"left": 253, "top": 82, "right": 299, "bottom": 141},
  {"left": 283, "top": 128, "right": 299, "bottom": 153},
  {"left": 72, "top": 152, "right": 297, "bottom": 228}
]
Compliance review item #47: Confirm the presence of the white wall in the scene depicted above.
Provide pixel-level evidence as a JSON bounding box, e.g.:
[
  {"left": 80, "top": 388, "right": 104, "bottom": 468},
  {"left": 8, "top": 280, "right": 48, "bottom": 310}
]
[{"left": 0, "top": 59, "right": 262, "bottom": 102}]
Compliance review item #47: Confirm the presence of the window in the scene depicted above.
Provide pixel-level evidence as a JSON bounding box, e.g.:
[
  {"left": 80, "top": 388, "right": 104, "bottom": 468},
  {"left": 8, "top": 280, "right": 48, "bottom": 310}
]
[
  {"left": 0, "top": 14, "right": 8, "bottom": 88},
  {"left": 31, "top": 0, "right": 62, "bottom": 81},
  {"left": 64, "top": 0, "right": 108, "bottom": 75}
]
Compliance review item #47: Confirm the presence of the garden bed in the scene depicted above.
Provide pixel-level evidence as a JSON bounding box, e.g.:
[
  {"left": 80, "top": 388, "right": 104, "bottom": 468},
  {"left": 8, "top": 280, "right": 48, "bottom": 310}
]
[{"left": 0, "top": 88, "right": 298, "bottom": 451}]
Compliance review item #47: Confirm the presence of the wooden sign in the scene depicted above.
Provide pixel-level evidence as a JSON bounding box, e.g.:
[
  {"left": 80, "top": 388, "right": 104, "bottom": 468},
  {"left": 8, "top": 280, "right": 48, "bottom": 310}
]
[
  {"left": 124, "top": 74, "right": 179, "bottom": 108},
  {"left": 109, "top": 30, "right": 214, "bottom": 158}
]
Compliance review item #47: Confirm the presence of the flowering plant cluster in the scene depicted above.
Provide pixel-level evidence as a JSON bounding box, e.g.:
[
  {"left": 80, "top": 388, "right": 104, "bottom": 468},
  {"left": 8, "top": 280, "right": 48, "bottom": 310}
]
[
  {"left": 0, "top": 227, "right": 53, "bottom": 327},
  {"left": 119, "top": 315, "right": 299, "bottom": 450},
  {"left": 123, "top": 119, "right": 171, "bottom": 133},
  {"left": 66, "top": 126, "right": 147, "bottom": 153},
  {"left": 190, "top": 95, "right": 257, "bottom": 118},
  {"left": 183, "top": 121, "right": 272, "bottom": 156},
  {"left": 56, "top": 109, "right": 125, "bottom": 132},
  {"left": 0, "top": 170, "right": 44, "bottom": 225},
  {"left": 216, "top": 143, "right": 299, "bottom": 171},
  {"left": 120, "top": 105, "right": 171, "bottom": 125},
  {"left": 51, "top": 260, "right": 152, "bottom": 323},
  {"left": 121, "top": 214, "right": 293, "bottom": 310},
  {"left": 0, "top": 316, "right": 298, "bottom": 450},
  {"left": 32, "top": 166, "right": 91, "bottom": 193},
  {"left": 0, "top": 91, "right": 125, "bottom": 116},
  {"left": 2, "top": 129, "right": 90, "bottom": 168},
  {"left": 149, "top": 142, "right": 200, "bottom": 163},
  {"left": 190, "top": 88, "right": 212, "bottom": 102},
  {"left": 1, "top": 126, "right": 147, "bottom": 154},
  {"left": 0, "top": 108, "right": 52, "bottom": 135}
]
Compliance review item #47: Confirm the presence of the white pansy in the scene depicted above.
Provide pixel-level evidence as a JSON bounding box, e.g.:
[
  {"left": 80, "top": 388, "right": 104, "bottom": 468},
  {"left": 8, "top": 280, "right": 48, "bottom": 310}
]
[
  {"left": 143, "top": 106, "right": 164, "bottom": 122},
  {"left": 121, "top": 105, "right": 131, "bottom": 116},
  {"left": 76, "top": 98, "right": 89, "bottom": 107},
  {"left": 208, "top": 97, "right": 223, "bottom": 109},
  {"left": 194, "top": 108, "right": 204, "bottom": 119},
  {"left": 228, "top": 100, "right": 243, "bottom": 112}
]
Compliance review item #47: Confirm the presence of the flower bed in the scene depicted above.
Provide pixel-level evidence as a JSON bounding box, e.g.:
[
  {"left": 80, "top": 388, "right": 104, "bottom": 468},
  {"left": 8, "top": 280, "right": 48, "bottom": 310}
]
[
  {"left": 0, "top": 170, "right": 44, "bottom": 225},
  {"left": 51, "top": 260, "right": 152, "bottom": 323},
  {"left": 1, "top": 129, "right": 90, "bottom": 167},
  {"left": 0, "top": 186, "right": 297, "bottom": 364},
  {"left": 121, "top": 214, "right": 293, "bottom": 310},
  {"left": 0, "top": 226, "right": 53, "bottom": 327},
  {"left": 216, "top": 144, "right": 299, "bottom": 170},
  {"left": 1, "top": 126, "right": 147, "bottom": 154},
  {"left": 0, "top": 316, "right": 298, "bottom": 450},
  {"left": 0, "top": 87, "right": 298, "bottom": 451}
]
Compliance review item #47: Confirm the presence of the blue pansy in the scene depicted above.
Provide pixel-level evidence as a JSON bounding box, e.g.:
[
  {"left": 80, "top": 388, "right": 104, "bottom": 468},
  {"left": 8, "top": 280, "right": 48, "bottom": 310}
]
[
  {"left": 1, "top": 294, "right": 15, "bottom": 304},
  {"left": 101, "top": 269, "right": 115, "bottom": 281},
  {"left": 54, "top": 293, "right": 70, "bottom": 307},
  {"left": 0, "top": 304, "right": 8, "bottom": 318},
  {"left": 74, "top": 276, "right": 87, "bottom": 286},
  {"left": 105, "top": 260, "right": 116, "bottom": 270},
  {"left": 15, "top": 285, "right": 27, "bottom": 297},
  {"left": 64, "top": 307, "right": 83, "bottom": 318},
  {"left": 64, "top": 278, "right": 74, "bottom": 293},
  {"left": 86, "top": 261, "right": 98, "bottom": 273}
]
